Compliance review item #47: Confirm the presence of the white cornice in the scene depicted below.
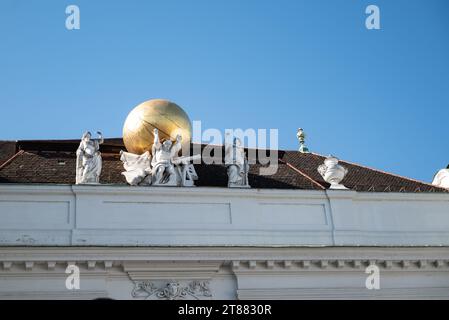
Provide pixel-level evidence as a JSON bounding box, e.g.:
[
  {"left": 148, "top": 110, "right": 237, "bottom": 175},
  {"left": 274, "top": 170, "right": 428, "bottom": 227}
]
[
  {"left": 1, "top": 183, "right": 448, "bottom": 201},
  {"left": 1, "top": 246, "right": 449, "bottom": 261}
]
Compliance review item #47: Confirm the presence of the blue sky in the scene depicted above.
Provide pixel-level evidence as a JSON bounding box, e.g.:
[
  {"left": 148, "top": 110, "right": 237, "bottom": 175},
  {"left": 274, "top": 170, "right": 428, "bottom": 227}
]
[{"left": 0, "top": 0, "right": 448, "bottom": 182}]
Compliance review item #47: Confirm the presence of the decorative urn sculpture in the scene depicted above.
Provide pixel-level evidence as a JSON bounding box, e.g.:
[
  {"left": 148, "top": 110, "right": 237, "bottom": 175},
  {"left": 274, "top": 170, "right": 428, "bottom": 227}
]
[
  {"left": 318, "top": 156, "right": 349, "bottom": 190},
  {"left": 432, "top": 165, "right": 449, "bottom": 189}
]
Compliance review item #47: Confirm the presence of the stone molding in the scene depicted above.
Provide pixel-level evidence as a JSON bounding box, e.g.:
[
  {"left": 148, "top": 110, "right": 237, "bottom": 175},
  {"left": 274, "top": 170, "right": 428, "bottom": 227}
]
[
  {"left": 1, "top": 247, "right": 449, "bottom": 300},
  {"left": 1, "top": 247, "right": 449, "bottom": 272}
]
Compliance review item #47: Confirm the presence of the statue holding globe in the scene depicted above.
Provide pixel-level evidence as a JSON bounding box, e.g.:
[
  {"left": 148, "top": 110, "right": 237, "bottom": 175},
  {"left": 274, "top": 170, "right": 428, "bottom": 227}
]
[
  {"left": 120, "top": 99, "right": 199, "bottom": 187},
  {"left": 151, "top": 128, "right": 182, "bottom": 186}
]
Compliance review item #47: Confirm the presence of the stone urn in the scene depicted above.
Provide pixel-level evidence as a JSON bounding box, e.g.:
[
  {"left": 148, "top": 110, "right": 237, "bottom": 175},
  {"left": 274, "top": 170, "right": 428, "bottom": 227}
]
[{"left": 318, "top": 156, "right": 348, "bottom": 190}]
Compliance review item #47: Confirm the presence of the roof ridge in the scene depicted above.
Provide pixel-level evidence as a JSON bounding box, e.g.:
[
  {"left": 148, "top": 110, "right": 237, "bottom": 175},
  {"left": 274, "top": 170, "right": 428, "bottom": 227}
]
[
  {"left": 309, "top": 151, "right": 441, "bottom": 190},
  {"left": 0, "top": 150, "right": 24, "bottom": 170},
  {"left": 279, "top": 159, "right": 326, "bottom": 190}
]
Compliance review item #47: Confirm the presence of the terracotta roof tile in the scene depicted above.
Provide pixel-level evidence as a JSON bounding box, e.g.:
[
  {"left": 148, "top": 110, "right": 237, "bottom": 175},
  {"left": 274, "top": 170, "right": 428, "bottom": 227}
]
[{"left": 0, "top": 141, "right": 17, "bottom": 166}]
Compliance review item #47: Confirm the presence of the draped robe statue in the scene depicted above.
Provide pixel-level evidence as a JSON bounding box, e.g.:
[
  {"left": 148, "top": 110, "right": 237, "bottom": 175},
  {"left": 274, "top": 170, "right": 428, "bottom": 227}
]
[
  {"left": 120, "top": 150, "right": 152, "bottom": 186},
  {"left": 76, "top": 131, "right": 103, "bottom": 184},
  {"left": 225, "top": 137, "right": 250, "bottom": 188},
  {"left": 151, "top": 128, "right": 182, "bottom": 186}
]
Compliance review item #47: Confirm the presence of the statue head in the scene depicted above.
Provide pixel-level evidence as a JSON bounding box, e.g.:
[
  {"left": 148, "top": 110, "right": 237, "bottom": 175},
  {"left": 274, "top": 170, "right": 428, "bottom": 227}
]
[
  {"left": 167, "top": 282, "right": 179, "bottom": 296},
  {"left": 82, "top": 131, "right": 91, "bottom": 142},
  {"left": 162, "top": 139, "right": 173, "bottom": 152},
  {"left": 234, "top": 138, "right": 242, "bottom": 147}
]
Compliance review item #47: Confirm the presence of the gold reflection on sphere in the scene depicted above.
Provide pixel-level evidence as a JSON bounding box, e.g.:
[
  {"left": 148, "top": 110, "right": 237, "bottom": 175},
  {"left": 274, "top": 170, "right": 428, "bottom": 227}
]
[{"left": 123, "top": 99, "right": 192, "bottom": 155}]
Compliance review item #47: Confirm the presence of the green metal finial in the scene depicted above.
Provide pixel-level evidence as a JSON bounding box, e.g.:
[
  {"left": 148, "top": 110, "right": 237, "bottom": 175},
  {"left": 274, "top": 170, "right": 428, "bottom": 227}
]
[{"left": 297, "top": 128, "right": 309, "bottom": 153}]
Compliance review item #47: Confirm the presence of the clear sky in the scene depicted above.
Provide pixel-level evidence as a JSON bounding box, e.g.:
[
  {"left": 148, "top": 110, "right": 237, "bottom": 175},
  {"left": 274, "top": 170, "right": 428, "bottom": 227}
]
[{"left": 0, "top": 0, "right": 448, "bottom": 182}]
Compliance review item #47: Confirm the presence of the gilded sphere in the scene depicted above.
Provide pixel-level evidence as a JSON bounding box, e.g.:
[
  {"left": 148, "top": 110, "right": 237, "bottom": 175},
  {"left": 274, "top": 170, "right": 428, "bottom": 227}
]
[{"left": 122, "top": 99, "right": 192, "bottom": 155}]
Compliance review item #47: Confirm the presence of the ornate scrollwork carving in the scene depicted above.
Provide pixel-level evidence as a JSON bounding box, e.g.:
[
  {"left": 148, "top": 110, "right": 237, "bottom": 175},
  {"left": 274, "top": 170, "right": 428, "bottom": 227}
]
[{"left": 131, "top": 280, "right": 212, "bottom": 300}]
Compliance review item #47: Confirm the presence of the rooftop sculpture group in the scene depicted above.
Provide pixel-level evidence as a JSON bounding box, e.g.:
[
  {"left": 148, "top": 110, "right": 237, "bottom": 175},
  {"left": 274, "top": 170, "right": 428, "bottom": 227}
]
[
  {"left": 120, "top": 128, "right": 199, "bottom": 187},
  {"left": 76, "top": 129, "right": 254, "bottom": 188},
  {"left": 75, "top": 99, "right": 254, "bottom": 188},
  {"left": 75, "top": 127, "right": 352, "bottom": 190}
]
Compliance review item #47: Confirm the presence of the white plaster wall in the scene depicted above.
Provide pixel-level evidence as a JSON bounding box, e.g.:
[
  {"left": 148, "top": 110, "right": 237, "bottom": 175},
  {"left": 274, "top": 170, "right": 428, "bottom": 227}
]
[{"left": 0, "top": 184, "right": 448, "bottom": 246}]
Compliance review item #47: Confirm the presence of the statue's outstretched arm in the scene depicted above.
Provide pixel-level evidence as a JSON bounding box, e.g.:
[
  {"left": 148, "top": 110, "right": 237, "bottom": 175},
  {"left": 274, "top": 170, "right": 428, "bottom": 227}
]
[
  {"left": 153, "top": 128, "right": 161, "bottom": 148},
  {"left": 96, "top": 131, "right": 104, "bottom": 144},
  {"left": 171, "top": 134, "right": 182, "bottom": 157}
]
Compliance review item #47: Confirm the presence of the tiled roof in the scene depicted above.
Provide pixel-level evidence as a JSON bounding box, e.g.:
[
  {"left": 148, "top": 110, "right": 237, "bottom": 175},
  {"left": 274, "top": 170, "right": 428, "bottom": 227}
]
[
  {"left": 281, "top": 151, "right": 441, "bottom": 193},
  {"left": 0, "top": 139, "right": 446, "bottom": 193},
  {"left": 0, "top": 141, "right": 17, "bottom": 166}
]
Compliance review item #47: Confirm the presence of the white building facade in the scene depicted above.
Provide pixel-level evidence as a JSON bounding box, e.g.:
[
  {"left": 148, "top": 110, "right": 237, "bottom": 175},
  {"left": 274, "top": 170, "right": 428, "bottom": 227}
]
[{"left": 1, "top": 183, "right": 449, "bottom": 300}]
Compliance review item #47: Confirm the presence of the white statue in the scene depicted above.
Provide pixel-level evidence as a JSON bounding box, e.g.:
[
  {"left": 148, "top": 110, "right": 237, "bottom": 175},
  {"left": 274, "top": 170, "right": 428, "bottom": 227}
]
[
  {"left": 120, "top": 150, "right": 152, "bottom": 186},
  {"left": 225, "top": 137, "right": 250, "bottom": 188},
  {"left": 120, "top": 128, "right": 199, "bottom": 187},
  {"left": 151, "top": 128, "right": 182, "bottom": 186},
  {"left": 318, "top": 156, "right": 348, "bottom": 190},
  {"left": 432, "top": 165, "right": 449, "bottom": 189},
  {"left": 173, "top": 156, "right": 199, "bottom": 187},
  {"left": 76, "top": 131, "right": 103, "bottom": 184}
]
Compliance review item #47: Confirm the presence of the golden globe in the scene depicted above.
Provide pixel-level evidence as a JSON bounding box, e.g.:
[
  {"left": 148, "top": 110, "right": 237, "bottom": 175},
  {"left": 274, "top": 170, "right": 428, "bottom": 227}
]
[{"left": 122, "top": 99, "right": 192, "bottom": 155}]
